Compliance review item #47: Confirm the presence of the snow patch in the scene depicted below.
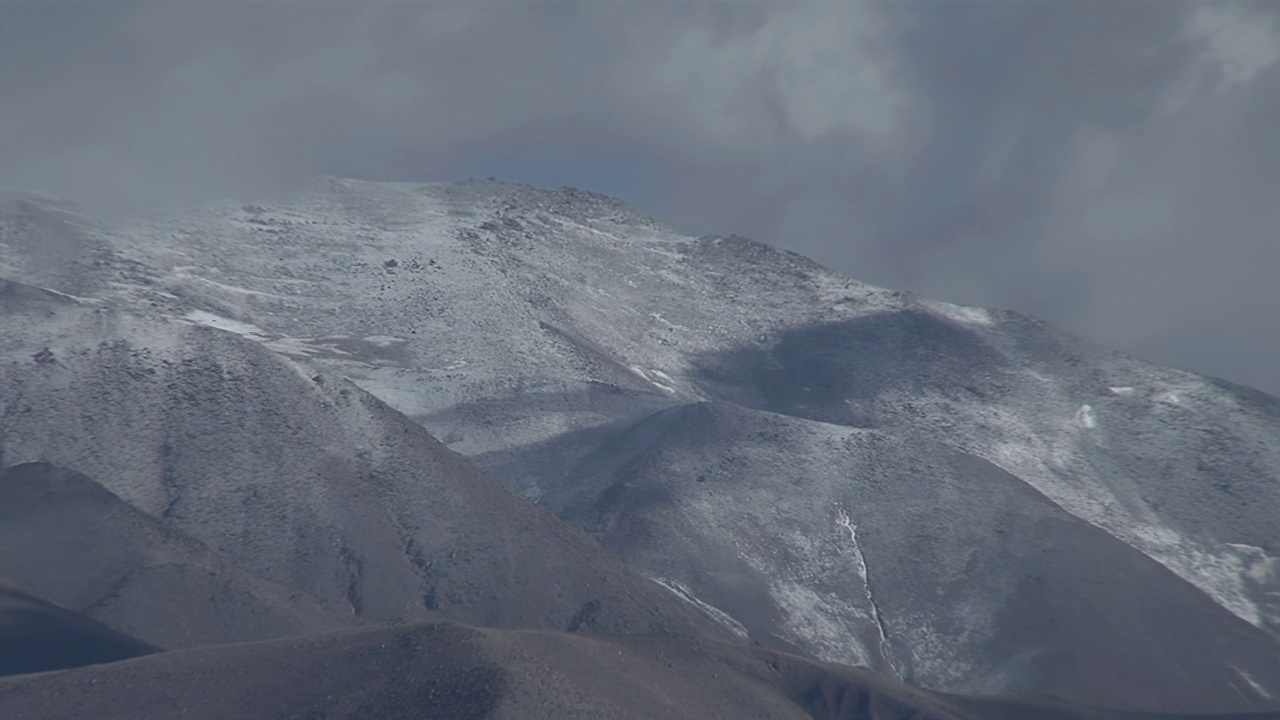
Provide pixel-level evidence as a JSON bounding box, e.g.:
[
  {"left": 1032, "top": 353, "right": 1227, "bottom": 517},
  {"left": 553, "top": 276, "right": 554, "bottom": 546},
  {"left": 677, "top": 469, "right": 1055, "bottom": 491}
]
[
  {"left": 652, "top": 578, "right": 750, "bottom": 641},
  {"left": 184, "top": 310, "right": 270, "bottom": 338},
  {"left": 923, "top": 300, "right": 994, "bottom": 326},
  {"left": 263, "top": 337, "right": 325, "bottom": 357},
  {"left": 1224, "top": 543, "right": 1280, "bottom": 585},
  {"left": 1128, "top": 525, "right": 1267, "bottom": 627},
  {"left": 637, "top": 243, "right": 686, "bottom": 260},
  {"left": 172, "top": 271, "right": 288, "bottom": 300},
  {"left": 769, "top": 580, "right": 877, "bottom": 668},
  {"left": 1234, "top": 666, "right": 1275, "bottom": 700},
  {"left": 649, "top": 312, "right": 688, "bottom": 332},
  {"left": 39, "top": 286, "right": 101, "bottom": 305},
  {"left": 629, "top": 365, "right": 677, "bottom": 393}
]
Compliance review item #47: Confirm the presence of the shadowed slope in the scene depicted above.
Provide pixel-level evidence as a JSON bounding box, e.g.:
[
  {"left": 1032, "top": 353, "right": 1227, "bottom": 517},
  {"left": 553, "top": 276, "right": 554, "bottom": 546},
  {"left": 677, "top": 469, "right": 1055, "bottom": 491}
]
[
  {"left": 0, "top": 584, "right": 157, "bottom": 677},
  {"left": 0, "top": 462, "right": 351, "bottom": 648}
]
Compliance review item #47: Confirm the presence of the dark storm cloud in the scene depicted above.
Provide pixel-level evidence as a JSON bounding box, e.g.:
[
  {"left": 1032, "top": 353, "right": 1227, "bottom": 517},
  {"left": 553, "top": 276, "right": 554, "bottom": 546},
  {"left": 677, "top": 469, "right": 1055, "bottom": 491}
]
[{"left": 1, "top": 1, "right": 1277, "bottom": 393}]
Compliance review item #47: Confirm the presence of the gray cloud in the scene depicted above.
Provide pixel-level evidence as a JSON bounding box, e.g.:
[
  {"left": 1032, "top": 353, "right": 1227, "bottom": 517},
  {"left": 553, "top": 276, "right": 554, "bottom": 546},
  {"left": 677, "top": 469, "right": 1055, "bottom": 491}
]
[
  {"left": 876, "top": 2, "right": 1280, "bottom": 394},
  {"left": 2, "top": 1, "right": 1278, "bottom": 394}
]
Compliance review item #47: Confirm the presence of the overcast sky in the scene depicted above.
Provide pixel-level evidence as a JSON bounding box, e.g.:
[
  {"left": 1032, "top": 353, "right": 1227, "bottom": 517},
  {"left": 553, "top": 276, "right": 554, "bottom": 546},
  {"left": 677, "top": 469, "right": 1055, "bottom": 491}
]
[{"left": 3, "top": 1, "right": 1278, "bottom": 395}]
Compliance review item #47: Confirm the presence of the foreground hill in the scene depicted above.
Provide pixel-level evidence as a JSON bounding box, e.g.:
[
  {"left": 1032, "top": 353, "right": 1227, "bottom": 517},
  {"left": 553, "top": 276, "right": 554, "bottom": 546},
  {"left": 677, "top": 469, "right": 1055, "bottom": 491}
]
[{"left": 3, "top": 618, "right": 1276, "bottom": 720}]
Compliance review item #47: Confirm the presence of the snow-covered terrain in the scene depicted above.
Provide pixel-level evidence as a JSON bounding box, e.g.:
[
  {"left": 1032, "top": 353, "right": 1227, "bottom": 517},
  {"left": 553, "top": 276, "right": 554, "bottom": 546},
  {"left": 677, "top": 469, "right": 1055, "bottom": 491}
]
[
  {"left": 2, "top": 178, "right": 1279, "bottom": 711},
  {"left": 0, "top": 275, "right": 725, "bottom": 646}
]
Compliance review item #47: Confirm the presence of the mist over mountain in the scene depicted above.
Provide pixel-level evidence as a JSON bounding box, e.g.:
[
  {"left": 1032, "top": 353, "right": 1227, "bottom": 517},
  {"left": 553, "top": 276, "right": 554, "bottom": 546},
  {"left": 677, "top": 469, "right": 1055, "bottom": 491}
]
[{"left": 1, "top": 178, "right": 1278, "bottom": 717}]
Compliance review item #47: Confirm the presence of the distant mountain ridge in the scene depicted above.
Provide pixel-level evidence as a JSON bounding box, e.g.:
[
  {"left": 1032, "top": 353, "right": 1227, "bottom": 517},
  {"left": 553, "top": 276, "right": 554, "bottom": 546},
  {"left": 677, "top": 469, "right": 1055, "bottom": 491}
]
[{"left": 2, "top": 178, "right": 1278, "bottom": 713}]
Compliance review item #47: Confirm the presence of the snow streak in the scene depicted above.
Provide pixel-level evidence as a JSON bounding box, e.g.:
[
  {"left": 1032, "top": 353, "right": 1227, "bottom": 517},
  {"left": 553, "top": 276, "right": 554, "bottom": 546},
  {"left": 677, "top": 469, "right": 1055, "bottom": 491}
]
[{"left": 836, "top": 506, "right": 898, "bottom": 678}]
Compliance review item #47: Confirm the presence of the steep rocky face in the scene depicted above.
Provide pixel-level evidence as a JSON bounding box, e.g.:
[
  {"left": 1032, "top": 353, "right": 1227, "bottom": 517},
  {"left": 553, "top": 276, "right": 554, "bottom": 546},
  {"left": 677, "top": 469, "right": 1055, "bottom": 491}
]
[{"left": 2, "top": 179, "right": 1279, "bottom": 711}]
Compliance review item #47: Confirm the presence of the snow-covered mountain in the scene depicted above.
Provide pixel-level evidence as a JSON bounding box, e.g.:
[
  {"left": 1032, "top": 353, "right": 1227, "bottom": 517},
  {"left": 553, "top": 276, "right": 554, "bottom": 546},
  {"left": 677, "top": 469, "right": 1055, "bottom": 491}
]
[
  {"left": 0, "top": 275, "right": 722, "bottom": 646},
  {"left": 2, "top": 178, "right": 1278, "bottom": 712}
]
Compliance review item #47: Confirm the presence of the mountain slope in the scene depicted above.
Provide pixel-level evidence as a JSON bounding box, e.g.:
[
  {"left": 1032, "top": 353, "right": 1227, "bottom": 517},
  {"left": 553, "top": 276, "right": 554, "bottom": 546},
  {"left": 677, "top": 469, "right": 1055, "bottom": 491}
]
[
  {"left": 3, "top": 180, "right": 1279, "bottom": 711},
  {"left": 527, "top": 400, "right": 1280, "bottom": 711},
  {"left": 0, "top": 278, "right": 731, "bottom": 645}
]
